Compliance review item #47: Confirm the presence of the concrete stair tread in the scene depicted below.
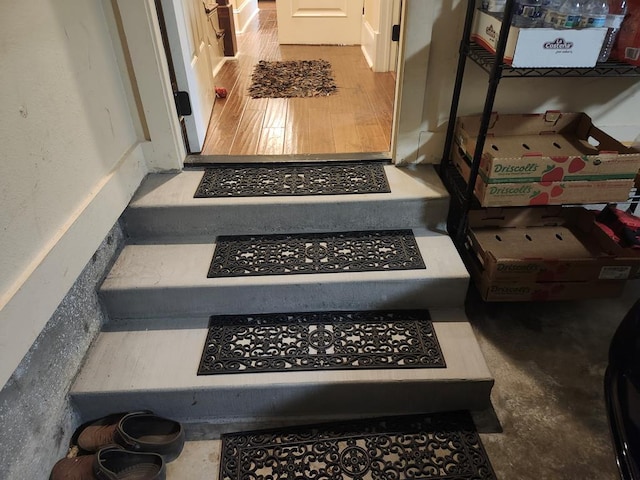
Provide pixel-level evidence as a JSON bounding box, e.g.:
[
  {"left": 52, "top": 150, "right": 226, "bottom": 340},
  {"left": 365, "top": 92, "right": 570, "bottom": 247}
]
[
  {"left": 122, "top": 165, "right": 450, "bottom": 238},
  {"left": 167, "top": 440, "right": 220, "bottom": 480},
  {"left": 130, "top": 165, "right": 447, "bottom": 206},
  {"left": 100, "top": 228, "right": 470, "bottom": 317},
  {"left": 71, "top": 308, "right": 492, "bottom": 421}
]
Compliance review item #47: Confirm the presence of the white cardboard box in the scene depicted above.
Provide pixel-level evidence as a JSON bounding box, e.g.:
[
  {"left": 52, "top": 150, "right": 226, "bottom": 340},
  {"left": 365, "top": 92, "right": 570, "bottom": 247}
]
[{"left": 471, "top": 9, "right": 607, "bottom": 68}]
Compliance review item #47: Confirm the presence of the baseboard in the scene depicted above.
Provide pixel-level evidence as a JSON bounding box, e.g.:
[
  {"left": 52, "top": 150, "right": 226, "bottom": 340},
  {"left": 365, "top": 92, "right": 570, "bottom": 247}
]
[
  {"left": 234, "top": 0, "right": 259, "bottom": 34},
  {"left": 0, "top": 143, "right": 148, "bottom": 388},
  {"left": 361, "top": 19, "right": 376, "bottom": 70}
]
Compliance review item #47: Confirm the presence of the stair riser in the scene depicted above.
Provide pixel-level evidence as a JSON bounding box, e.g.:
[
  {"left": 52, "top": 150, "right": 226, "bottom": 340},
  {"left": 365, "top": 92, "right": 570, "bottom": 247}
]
[
  {"left": 71, "top": 380, "right": 493, "bottom": 424},
  {"left": 101, "top": 277, "right": 469, "bottom": 319},
  {"left": 122, "top": 199, "right": 449, "bottom": 239}
]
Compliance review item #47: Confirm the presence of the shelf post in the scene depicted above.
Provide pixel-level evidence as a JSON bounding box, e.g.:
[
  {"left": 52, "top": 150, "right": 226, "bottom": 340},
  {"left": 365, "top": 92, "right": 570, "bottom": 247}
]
[{"left": 455, "top": 0, "right": 517, "bottom": 241}]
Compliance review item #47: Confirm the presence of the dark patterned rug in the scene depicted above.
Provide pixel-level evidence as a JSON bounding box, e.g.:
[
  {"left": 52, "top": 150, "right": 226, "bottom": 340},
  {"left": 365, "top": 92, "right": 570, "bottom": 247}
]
[
  {"left": 248, "top": 59, "right": 337, "bottom": 98},
  {"left": 207, "top": 230, "right": 426, "bottom": 278},
  {"left": 219, "top": 412, "right": 497, "bottom": 480},
  {"left": 198, "top": 310, "right": 444, "bottom": 375},
  {"left": 194, "top": 163, "right": 390, "bottom": 197}
]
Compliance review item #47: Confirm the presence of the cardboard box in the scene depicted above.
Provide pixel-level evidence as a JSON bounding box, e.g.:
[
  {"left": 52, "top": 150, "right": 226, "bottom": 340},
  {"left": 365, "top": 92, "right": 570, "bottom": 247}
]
[
  {"left": 452, "top": 144, "right": 634, "bottom": 206},
  {"left": 467, "top": 206, "right": 640, "bottom": 283},
  {"left": 474, "top": 272, "right": 626, "bottom": 301},
  {"left": 455, "top": 112, "right": 640, "bottom": 183},
  {"left": 471, "top": 9, "right": 607, "bottom": 67}
]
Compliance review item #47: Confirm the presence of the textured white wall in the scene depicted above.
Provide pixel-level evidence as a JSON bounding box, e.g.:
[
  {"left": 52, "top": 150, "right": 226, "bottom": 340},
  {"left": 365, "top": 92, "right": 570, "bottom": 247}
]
[
  {"left": 0, "top": 0, "right": 145, "bottom": 387},
  {"left": 416, "top": 0, "right": 640, "bottom": 162}
]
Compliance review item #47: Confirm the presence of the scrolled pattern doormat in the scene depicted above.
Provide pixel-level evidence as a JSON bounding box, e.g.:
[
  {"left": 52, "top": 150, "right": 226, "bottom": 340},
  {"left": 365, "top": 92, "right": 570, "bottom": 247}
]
[
  {"left": 207, "top": 230, "right": 426, "bottom": 278},
  {"left": 198, "top": 310, "right": 445, "bottom": 375},
  {"left": 248, "top": 59, "right": 337, "bottom": 98},
  {"left": 194, "top": 163, "right": 390, "bottom": 197},
  {"left": 219, "top": 412, "right": 497, "bottom": 480}
]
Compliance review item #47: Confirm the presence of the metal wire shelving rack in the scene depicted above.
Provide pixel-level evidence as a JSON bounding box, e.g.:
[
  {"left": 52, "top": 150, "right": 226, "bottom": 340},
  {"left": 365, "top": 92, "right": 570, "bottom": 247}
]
[{"left": 439, "top": 0, "right": 640, "bottom": 244}]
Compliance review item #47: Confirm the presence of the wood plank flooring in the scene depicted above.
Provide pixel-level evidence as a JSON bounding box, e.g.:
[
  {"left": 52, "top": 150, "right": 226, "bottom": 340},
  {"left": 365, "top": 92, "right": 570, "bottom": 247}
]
[{"left": 201, "top": 2, "right": 396, "bottom": 156}]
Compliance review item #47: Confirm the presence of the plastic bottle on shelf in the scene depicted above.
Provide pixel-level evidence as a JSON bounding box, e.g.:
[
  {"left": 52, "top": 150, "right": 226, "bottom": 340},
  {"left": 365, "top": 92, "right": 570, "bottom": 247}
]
[
  {"left": 543, "top": 0, "right": 584, "bottom": 27},
  {"left": 542, "top": 0, "right": 563, "bottom": 26},
  {"left": 598, "top": 0, "right": 627, "bottom": 61},
  {"left": 580, "top": 0, "right": 609, "bottom": 27},
  {"left": 512, "top": 0, "right": 544, "bottom": 27},
  {"left": 482, "top": 0, "right": 507, "bottom": 13}
]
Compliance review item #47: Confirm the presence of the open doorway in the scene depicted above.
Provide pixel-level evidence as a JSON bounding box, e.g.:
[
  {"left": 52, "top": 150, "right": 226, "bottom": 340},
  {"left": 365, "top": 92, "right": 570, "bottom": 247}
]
[{"left": 200, "top": 0, "right": 399, "bottom": 158}]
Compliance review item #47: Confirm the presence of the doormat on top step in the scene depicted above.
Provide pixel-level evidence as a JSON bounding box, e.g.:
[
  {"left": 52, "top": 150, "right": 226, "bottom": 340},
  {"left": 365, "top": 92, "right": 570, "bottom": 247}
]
[
  {"left": 219, "top": 412, "right": 497, "bottom": 480},
  {"left": 198, "top": 310, "right": 445, "bottom": 375},
  {"left": 248, "top": 59, "right": 337, "bottom": 98},
  {"left": 194, "top": 163, "right": 390, "bottom": 197},
  {"left": 207, "top": 230, "right": 426, "bottom": 278}
]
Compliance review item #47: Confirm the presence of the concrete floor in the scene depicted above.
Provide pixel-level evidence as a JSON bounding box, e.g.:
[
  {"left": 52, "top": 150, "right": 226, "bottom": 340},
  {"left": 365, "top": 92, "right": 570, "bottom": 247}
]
[
  {"left": 167, "top": 281, "right": 640, "bottom": 480},
  {"left": 469, "top": 280, "right": 640, "bottom": 480}
]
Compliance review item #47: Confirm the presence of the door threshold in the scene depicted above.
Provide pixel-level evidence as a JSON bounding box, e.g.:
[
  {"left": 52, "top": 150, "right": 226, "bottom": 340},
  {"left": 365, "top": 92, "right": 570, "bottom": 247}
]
[{"left": 185, "top": 152, "right": 392, "bottom": 168}]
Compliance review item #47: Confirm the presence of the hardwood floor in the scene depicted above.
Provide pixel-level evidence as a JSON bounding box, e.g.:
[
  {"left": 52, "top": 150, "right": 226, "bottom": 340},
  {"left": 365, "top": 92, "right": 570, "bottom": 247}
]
[{"left": 201, "top": 1, "right": 396, "bottom": 156}]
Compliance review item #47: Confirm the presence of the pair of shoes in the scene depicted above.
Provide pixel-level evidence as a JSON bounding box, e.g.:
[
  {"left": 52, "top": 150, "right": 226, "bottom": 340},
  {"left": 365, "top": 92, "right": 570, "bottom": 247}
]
[
  {"left": 50, "top": 411, "right": 185, "bottom": 480},
  {"left": 76, "top": 411, "right": 185, "bottom": 462},
  {"left": 50, "top": 445, "right": 165, "bottom": 480}
]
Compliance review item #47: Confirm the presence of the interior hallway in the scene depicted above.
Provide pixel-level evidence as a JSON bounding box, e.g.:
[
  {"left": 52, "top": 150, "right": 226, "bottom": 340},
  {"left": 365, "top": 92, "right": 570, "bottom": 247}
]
[{"left": 202, "top": 1, "right": 396, "bottom": 156}]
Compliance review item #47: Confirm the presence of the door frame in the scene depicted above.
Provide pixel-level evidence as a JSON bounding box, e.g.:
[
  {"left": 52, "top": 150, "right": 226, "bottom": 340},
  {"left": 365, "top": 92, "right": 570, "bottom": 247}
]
[{"left": 114, "top": 0, "right": 434, "bottom": 168}]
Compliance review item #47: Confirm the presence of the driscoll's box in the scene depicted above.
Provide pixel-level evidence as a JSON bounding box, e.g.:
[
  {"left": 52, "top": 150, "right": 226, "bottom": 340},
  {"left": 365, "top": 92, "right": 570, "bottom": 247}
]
[
  {"left": 452, "top": 144, "right": 633, "bottom": 207},
  {"left": 455, "top": 112, "right": 640, "bottom": 184},
  {"left": 467, "top": 206, "right": 640, "bottom": 283},
  {"left": 474, "top": 273, "right": 626, "bottom": 301},
  {"left": 472, "top": 9, "right": 607, "bottom": 67}
]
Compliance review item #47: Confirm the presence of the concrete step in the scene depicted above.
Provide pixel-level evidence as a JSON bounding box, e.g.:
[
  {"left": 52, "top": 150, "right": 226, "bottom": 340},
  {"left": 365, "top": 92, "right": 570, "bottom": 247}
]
[
  {"left": 99, "top": 228, "right": 469, "bottom": 319},
  {"left": 121, "top": 165, "right": 449, "bottom": 239},
  {"left": 70, "top": 308, "right": 493, "bottom": 425}
]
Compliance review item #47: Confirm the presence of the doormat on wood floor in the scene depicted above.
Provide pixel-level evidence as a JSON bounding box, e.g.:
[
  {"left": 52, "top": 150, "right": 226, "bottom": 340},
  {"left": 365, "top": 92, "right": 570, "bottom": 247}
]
[
  {"left": 198, "top": 310, "right": 445, "bottom": 375},
  {"left": 207, "top": 230, "right": 426, "bottom": 278},
  {"left": 194, "top": 163, "right": 390, "bottom": 197},
  {"left": 248, "top": 59, "right": 337, "bottom": 98},
  {"left": 219, "top": 412, "right": 497, "bottom": 480}
]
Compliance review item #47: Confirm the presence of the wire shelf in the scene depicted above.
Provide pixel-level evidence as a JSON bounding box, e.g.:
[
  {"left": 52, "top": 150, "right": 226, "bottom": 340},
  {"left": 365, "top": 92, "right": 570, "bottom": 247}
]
[{"left": 467, "top": 42, "right": 640, "bottom": 78}]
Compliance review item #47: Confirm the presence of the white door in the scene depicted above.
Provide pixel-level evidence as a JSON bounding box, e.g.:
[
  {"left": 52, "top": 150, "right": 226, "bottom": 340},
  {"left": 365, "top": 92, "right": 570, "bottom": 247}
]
[
  {"left": 160, "top": 0, "right": 215, "bottom": 152},
  {"left": 276, "top": 0, "right": 364, "bottom": 45}
]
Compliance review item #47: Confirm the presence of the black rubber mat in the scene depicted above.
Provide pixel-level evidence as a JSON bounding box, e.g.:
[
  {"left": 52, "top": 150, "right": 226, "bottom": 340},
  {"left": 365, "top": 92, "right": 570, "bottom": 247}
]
[
  {"left": 219, "top": 412, "right": 496, "bottom": 480},
  {"left": 194, "top": 163, "right": 390, "bottom": 197},
  {"left": 198, "top": 310, "right": 445, "bottom": 375},
  {"left": 208, "top": 230, "right": 426, "bottom": 278}
]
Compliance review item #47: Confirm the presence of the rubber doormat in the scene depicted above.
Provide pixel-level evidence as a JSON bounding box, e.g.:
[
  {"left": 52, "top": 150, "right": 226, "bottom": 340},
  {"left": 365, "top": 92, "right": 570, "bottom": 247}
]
[
  {"left": 248, "top": 59, "right": 337, "bottom": 98},
  {"left": 219, "top": 412, "right": 497, "bottom": 480},
  {"left": 194, "top": 163, "right": 390, "bottom": 197},
  {"left": 198, "top": 310, "right": 444, "bottom": 375},
  {"left": 207, "top": 230, "right": 426, "bottom": 278}
]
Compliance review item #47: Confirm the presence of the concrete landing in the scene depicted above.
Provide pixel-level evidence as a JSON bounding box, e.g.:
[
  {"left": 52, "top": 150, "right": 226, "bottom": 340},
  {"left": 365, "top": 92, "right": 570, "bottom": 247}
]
[
  {"left": 122, "top": 165, "right": 449, "bottom": 239},
  {"left": 70, "top": 309, "right": 493, "bottom": 425},
  {"left": 99, "top": 228, "right": 469, "bottom": 319}
]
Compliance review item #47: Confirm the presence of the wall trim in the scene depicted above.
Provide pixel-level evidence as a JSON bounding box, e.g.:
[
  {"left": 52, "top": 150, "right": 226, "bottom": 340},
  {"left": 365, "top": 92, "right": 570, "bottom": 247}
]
[
  {"left": 115, "top": 0, "right": 185, "bottom": 171},
  {"left": 361, "top": 18, "right": 376, "bottom": 70},
  {"left": 393, "top": 0, "right": 433, "bottom": 165},
  {"left": 0, "top": 144, "right": 148, "bottom": 389}
]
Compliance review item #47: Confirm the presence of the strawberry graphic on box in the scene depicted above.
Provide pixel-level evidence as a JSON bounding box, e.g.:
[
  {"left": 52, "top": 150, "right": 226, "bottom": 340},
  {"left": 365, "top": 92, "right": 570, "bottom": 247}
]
[
  {"left": 529, "top": 191, "right": 549, "bottom": 205},
  {"left": 541, "top": 165, "right": 565, "bottom": 182},
  {"left": 568, "top": 157, "right": 586, "bottom": 173}
]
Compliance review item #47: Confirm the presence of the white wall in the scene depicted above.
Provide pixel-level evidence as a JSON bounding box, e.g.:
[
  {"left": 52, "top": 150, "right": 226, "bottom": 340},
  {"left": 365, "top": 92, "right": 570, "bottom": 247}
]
[
  {"left": 364, "top": 0, "right": 381, "bottom": 27},
  {"left": 0, "top": 0, "right": 149, "bottom": 388},
  {"left": 232, "top": 0, "right": 259, "bottom": 33},
  {"left": 413, "top": 0, "right": 640, "bottom": 163}
]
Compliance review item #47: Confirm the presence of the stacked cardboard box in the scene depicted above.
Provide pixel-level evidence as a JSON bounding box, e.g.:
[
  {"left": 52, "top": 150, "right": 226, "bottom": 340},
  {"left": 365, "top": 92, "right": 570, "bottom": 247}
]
[
  {"left": 471, "top": 9, "right": 607, "bottom": 68},
  {"left": 467, "top": 207, "right": 640, "bottom": 301},
  {"left": 453, "top": 112, "right": 640, "bottom": 207}
]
